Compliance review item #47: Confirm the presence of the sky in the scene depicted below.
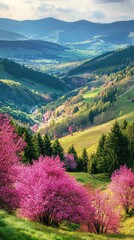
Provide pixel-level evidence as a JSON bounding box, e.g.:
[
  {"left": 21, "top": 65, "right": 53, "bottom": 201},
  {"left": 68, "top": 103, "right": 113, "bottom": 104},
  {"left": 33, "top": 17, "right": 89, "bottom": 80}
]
[{"left": 0, "top": 0, "right": 133, "bottom": 23}]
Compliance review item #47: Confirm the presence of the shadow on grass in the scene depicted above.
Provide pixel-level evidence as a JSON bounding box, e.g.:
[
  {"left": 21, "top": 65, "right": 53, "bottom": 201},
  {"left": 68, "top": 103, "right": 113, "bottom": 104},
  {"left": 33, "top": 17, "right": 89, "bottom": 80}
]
[
  {"left": 0, "top": 212, "right": 84, "bottom": 240},
  {"left": 107, "top": 233, "right": 134, "bottom": 239}
]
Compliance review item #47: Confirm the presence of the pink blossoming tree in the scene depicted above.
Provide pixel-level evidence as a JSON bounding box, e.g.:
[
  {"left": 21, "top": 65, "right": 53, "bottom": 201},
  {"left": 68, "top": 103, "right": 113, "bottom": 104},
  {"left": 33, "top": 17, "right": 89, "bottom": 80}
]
[
  {"left": 88, "top": 190, "right": 121, "bottom": 234},
  {"left": 0, "top": 114, "right": 25, "bottom": 211},
  {"left": 109, "top": 165, "right": 134, "bottom": 214},
  {"left": 15, "top": 156, "right": 94, "bottom": 227},
  {"left": 64, "top": 154, "right": 77, "bottom": 171}
]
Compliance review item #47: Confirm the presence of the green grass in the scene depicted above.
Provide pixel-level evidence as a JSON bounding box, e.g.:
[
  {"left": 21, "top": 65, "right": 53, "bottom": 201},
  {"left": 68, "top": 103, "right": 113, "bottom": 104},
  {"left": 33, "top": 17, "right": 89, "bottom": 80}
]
[
  {"left": 0, "top": 211, "right": 134, "bottom": 240},
  {"left": 59, "top": 111, "right": 134, "bottom": 156},
  {"left": 83, "top": 88, "right": 102, "bottom": 103},
  {"left": 69, "top": 172, "right": 110, "bottom": 189}
]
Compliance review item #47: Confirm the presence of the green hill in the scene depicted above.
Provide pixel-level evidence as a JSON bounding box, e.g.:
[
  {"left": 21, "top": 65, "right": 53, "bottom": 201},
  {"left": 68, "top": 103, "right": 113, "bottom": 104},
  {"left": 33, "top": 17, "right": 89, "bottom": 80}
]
[
  {"left": 69, "top": 45, "right": 134, "bottom": 75},
  {"left": 0, "top": 210, "right": 134, "bottom": 240},
  {"left": 0, "top": 58, "right": 69, "bottom": 123},
  {"left": 59, "top": 111, "right": 134, "bottom": 156}
]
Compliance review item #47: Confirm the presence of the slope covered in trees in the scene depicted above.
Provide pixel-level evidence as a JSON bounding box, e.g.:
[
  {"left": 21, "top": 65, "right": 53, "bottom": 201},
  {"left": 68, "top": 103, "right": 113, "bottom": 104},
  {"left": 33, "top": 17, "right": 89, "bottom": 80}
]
[{"left": 68, "top": 45, "right": 134, "bottom": 75}]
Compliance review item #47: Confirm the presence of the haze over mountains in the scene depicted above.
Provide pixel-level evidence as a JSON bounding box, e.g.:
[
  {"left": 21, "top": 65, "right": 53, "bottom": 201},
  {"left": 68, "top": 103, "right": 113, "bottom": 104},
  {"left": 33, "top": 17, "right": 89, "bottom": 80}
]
[{"left": 0, "top": 18, "right": 133, "bottom": 49}]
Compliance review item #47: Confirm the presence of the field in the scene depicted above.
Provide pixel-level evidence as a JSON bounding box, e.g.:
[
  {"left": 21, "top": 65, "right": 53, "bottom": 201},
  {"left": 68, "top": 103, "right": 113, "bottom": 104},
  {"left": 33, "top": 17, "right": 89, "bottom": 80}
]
[
  {"left": 0, "top": 210, "right": 134, "bottom": 240},
  {"left": 83, "top": 88, "right": 102, "bottom": 103},
  {"left": 69, "top": 172, "right": 110, "bottom": 189},
  {"left": 59, "top": 111, "right": 134, "bottom": 156}
]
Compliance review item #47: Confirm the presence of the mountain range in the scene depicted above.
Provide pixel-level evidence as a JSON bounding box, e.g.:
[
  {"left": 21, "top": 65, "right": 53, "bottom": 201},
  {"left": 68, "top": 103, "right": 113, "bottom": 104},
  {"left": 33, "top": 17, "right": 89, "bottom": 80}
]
[{"left": 0, "top": 18, "right": 133, "bottom": 48}]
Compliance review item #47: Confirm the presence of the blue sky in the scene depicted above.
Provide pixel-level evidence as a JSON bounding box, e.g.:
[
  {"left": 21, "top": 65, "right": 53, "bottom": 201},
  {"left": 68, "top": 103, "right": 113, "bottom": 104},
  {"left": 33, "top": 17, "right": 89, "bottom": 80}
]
[{"left": 0, "top": 0, "right": 133, "bottom": 22}]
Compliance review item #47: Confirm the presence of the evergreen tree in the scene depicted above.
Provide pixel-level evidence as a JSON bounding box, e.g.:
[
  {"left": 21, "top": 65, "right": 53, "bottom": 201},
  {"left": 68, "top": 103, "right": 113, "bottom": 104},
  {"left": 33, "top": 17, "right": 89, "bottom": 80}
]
[
  {"left": 96, "top": 134, "right": 107, "bottom": 173},
  {"left": 126, "top": 122, "right": 134, "bottom": 169},
  {"left": 43, "top": 133, "right": 52, "bottom": 156},
  {"left": 88, "top": 110, "right": 94, "bottom": 124},
  {"left": 52, "top": 139, "right": 64, "bottom": 161},
  {"left": 121, "top": 119, "right": 128, "bottom": 130},
  {"left": 81, "top": 148, "right": 89, "bottom": 173},
  {"left": 22, "top": 130, "right": 35, "bottom": 164},
  {"left": 32, "top": 134, "right": 41, "bottom": 160},
  {"left": 37, "top": 133, "right": 45, "bottom": 156},
  {"left": 105, "top": 121, "right": 130, "bottom": 174}
]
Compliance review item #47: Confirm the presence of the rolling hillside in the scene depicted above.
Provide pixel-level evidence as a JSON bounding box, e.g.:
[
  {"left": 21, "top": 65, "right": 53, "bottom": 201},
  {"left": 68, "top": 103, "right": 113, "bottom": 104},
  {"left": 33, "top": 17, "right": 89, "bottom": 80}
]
[
  {"left": 68, "top": 45, "right": 134, "bottom": 75},
  {"left": 59, "top": 111, "right": 134, "bottom": 156},
  {"left": 0, "top": 29, "right": 27, "bottom": 40},
  {"left": 0, "top": 40, "right": 70, "bottom": 61},
  {"left": 0, "top": 59, "right": 69, "bottom": 123}
]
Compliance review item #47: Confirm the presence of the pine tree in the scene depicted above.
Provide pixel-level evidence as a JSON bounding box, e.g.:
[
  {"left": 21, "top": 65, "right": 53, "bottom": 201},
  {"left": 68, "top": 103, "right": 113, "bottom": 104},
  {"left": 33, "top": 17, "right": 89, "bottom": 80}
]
[
  {"left": 37, "top": 133, "right": 45, "bottom": 156},
  {"left": 105, "top": 121, "right": 130, "bottom": 174},
  {"left": 52, "top": 139, "right": 64, "bottom": 161},
  {"left": 32, "top": 134, "right": 41, "bottom": 160},
  {"left": 126, "top": 122, "right": 134, "bottom": 169},
  {"left": 22, "top": 130, "right": 35, "bottom": 164},
  {"left": 96, "top": 134, "right": 107, "bottom": 173},
  {"left": 121, "top": 119, "right": 128, "bottom": 130},
  {"left": 43, "top": 133, "right": 52, "bottom": 156},
  {"left": 81, "top": 148, "right": 89, "bottom": 173}
]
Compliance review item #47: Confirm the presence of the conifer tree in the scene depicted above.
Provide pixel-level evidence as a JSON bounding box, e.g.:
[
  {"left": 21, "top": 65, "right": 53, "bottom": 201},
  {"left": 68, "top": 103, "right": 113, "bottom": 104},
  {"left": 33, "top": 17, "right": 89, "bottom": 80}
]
[
  {"left": 37, "top": 133, "right": 45, "bottom": 156},
  {"left": 105, "top": 121, "right": 130, "bottom": 174},
  {"left": 52, "top": 139, "right": 64, "bottom": 161},
  {"left": 81, "top": 148, "right": 89, "bottom": 173},
  {"left": 43, "top": 133, "right": 52, "bottom": 156},
  {"left": 32, "top": 134, "right": 41, "bottom": 160},
  {"left": 126, "top": 122, "right": 134, "bottom": 169},
  {"left": 121, "top": 119, "right": 128, "bottom": 130},
  {"left": 22, "top": 130, "right": 35, "bottom": 164},
  {"left": 96, "top": 134, "right": 107, "bottom": 173}
]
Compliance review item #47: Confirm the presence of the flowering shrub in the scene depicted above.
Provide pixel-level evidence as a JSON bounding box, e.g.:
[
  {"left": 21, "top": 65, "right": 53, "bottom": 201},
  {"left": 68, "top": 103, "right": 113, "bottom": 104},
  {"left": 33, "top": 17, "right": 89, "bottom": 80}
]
[
  {"left": 64, "top": 154, "right": 77, "bottom": 171},
  {"left": 15, "top": 156, "right": 94, "bottom": 226}
]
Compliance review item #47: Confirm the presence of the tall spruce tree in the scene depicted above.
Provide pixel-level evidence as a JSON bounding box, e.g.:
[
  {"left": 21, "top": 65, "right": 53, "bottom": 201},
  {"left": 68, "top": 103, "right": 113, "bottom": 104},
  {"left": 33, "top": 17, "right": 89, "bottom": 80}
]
[
  {"left": 52, "top": 139, "right": 64, "bottom": 161},
  {"left": 22, "top": 130, "right": 35, "bottom": 164},
  {"left": 37, "top": 133, "right": 45, "bottom": 156},
  {"left": 126, "top": 122, "right": 134, "bottom": 169},
  {"left": 96, "top": 134, "right": 107, "bottom": 173},
  {"left": 43, "top": 133, "right": 52, "bottom": 156},
  {"left": 81, "top": 148, "right": 89, "bottom": 173},
  {"left": 32, "top": 134, "right": 41, "bottom": 160},
  {"left": 105, "top": 121, "right": 130, "bottom": 174}
]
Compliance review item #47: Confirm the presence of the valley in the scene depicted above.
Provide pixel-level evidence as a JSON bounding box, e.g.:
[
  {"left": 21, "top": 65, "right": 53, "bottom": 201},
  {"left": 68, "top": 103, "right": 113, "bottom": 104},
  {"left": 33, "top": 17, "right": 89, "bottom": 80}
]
[{"left": 0, "top": 14, "right": 134, "bottom": 240}]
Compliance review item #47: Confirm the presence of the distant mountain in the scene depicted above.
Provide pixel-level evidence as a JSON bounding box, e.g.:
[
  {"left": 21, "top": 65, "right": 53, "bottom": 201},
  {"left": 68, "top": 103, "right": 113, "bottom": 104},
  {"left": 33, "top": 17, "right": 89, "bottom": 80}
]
[
  {"left": 0, "top": 18, "right": 133, "bottom": 48},
  {"left": 0, "top": 29, "right": 27, "bottom": 40},
  {"left": 68, "top": 45, "right": 134, "bottom": 75},
  {"left": 0, "top": 40, "right": 69, "bottom": 60}
]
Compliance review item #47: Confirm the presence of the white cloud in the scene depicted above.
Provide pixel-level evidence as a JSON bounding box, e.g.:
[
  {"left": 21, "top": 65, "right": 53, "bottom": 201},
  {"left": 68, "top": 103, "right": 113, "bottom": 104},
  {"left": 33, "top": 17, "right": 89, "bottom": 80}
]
[
  {"left": 0, "top": 2, "right": 9, "bottom": 10},
  {"left": 0, "top": 0, "right": 133, "bottom": 23}
]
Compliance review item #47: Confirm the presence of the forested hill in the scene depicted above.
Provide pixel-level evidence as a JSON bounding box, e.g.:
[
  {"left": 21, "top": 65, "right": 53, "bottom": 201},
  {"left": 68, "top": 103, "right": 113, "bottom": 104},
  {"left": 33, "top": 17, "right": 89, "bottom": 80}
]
[
  {"left": 0, "top": 58, "right": 67, "bottom": 91},
  {"left": 68, "top": 45, "right": 134, "bottom": 76}
]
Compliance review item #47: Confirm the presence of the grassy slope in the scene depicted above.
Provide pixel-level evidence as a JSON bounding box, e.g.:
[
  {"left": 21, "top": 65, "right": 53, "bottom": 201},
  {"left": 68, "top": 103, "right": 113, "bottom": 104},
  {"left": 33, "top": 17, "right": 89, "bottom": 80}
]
[
  {"left": 59, "top": 111, "right": 134, "bottom": 156},
  {"left": 69, "top": 172, "right": 110, "bottom": 189},
  {"left": 0, "top": 210, "right": 134, "bottom": 240}
]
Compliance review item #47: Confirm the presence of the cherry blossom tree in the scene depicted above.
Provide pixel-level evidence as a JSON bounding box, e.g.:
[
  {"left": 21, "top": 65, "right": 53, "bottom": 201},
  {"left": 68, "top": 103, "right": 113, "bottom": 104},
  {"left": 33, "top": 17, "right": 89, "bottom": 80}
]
[
  {"left": 0, "top": 114, "right": 25, "bottom": 210},
  {"left": 109, "top": 165, "right": 134, "bottom": 214},
  {"left": 88, "top": 190, "right": 121, "bottom": 234},
  {"left": 64, "top": 154, "right": 77, "bottom": 171},
  {"left": 15, "top": 156, "right": 94, "bottom": 226}
]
